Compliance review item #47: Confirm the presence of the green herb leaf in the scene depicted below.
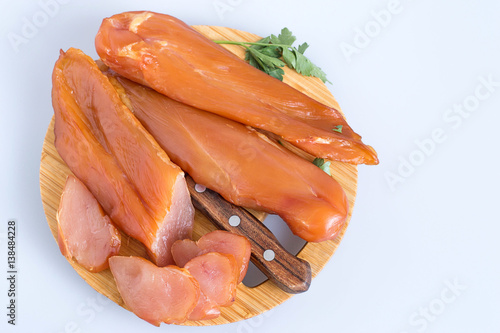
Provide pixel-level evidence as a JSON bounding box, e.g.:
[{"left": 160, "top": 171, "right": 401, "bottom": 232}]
[
  {"left": 281, "top": 47, "right": 296, "bottom": 68},
  {"left": 246, "top": 54, "right": 261, "bottom": 70},
  {"left": 265, "top": 67, "right": 285, "bottom": 81},
  {"left": 247, "top": 47, "right": 285, "bottom": 69},
  {"left": 273, "top": 27, "right": 296, "bottom": 46},
  {"left": 293, "top": 50, "right": 314, "bottom": 75},
  {"left": 312, "top": 158, "right": 332, "bottom": 176},
  {"left": 309, "top": 66, "right": 329, "bottom": 84},
  {"left": 332, "top": 125, "right": 343, "bottom": 133},
  {"left": 214, "top": 27, "right": 330, "bottom": 83},
  {"left": 259, "top": 45, "right": 282, "bottom": 58},
  {"left": 297, "top": 42, "right": 309, "bottom": 54}
]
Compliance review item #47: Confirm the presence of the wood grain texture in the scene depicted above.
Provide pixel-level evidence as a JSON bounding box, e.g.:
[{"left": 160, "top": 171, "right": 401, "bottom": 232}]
[{"left": 39, "top": 25, "right": 358, "bottom": 326}]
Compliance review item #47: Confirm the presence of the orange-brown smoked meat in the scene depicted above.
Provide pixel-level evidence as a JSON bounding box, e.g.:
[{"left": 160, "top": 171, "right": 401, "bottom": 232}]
[
  {"left": 95, "top": 11, "right": 378, "bottom": 165},
  {"left": 52, "top": 48, "right": 194, "bottom": 266},
  {"left": 108, "top": 74, "right": 349, "bottom": 242},
  {"left": 57, "top": 175, "right": 121, "bottom": 272}
]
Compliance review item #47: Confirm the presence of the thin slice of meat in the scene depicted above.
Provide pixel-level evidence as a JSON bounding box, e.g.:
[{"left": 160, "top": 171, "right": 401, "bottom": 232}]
[
  {"left": 171, "top": 231, "right": 251, "bottom": 284},
  {"left": 52, "top": 48, "right": 194, "bottom": 266},
  {"left": 109, "top": 256, "right": 199, "bottom": 326},
  {"left": 95, "top": 11, "right": 378, "bottom": 165},
  {"left": 187, "top": 291, "right": 220, "bottom": 321},
  {"left": 184, "top": 253, "right": 239, "bottom": 307},
  {"left": 105, "top": 73, "right": 348, "bottom": 243},
  {"left": 197, "top": 231, "right": 251, "bottom": 284},
  {"left": 170, "top": 239, "right": 202, "bottom": 268},
  {"left": 57, "top": 175, "right": 121, "bottom": 272}
]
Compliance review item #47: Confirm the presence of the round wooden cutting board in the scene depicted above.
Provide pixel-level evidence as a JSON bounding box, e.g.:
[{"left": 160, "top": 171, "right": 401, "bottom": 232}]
[{"left": 39, "top": 25, "right": 358, "bottom": 326}]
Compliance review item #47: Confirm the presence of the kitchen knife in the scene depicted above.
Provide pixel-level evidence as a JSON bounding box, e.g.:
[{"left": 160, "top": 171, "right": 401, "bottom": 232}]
[{"left": 185, "top": 175, "right": 311, "bottom": 294}]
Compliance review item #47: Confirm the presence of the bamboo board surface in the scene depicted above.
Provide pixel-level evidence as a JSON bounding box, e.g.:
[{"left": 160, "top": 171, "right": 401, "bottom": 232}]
[{"left": 39, "top": 25, "right": 358, "bottom": 326}]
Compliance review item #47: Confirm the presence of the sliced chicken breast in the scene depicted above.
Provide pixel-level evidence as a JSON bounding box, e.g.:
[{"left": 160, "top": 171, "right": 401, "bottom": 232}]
[
  {"left": 109, "top": 256, "right": 199, "bottom": 326},
  {"left": 57, "top": 175, "right": 121, "bottom": 272}
]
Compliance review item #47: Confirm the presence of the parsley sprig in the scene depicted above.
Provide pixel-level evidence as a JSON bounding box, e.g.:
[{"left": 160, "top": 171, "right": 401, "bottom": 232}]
[
  {"left": 214, "top": 28, "right": 330, "bottom": 83},
  {"left": 313, "top": 158, "right": 332, "bottom": 176},
  {"left": 332, "top": 125, "right": 343, "bottom": 133}
]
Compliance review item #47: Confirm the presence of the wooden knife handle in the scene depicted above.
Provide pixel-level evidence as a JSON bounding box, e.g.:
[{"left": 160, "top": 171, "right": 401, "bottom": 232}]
[{"left": 185, "top": 175, "right": 311, "bottom": 294}]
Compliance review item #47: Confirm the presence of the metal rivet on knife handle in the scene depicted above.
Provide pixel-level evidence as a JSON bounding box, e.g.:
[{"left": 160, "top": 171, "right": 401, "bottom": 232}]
[
  {"left": 185, "top": 174, "right": 311, "bottom": 294},
  {"left": 263, "top": 250, "right": 275, "bottom": 261},
  {"left": 194, "top": 183, "right": 206, "bottom": 193},
  {"left": 229, "top": 215, "right": 241, "bottom": 227}
]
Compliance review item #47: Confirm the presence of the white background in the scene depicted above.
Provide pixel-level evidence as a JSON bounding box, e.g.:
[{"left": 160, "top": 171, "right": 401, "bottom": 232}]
[{"left": 1, "top": 0, "right": 499, "bottom": 332}]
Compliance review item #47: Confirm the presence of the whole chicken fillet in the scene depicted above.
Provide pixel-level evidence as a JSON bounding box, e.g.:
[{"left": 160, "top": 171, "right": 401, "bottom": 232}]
[
  {"left": 107, "top": 74, "right": 349, "bottom": 242},
  {"left": 95, "top": 11, "right": 378, "bottom": 165}
]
